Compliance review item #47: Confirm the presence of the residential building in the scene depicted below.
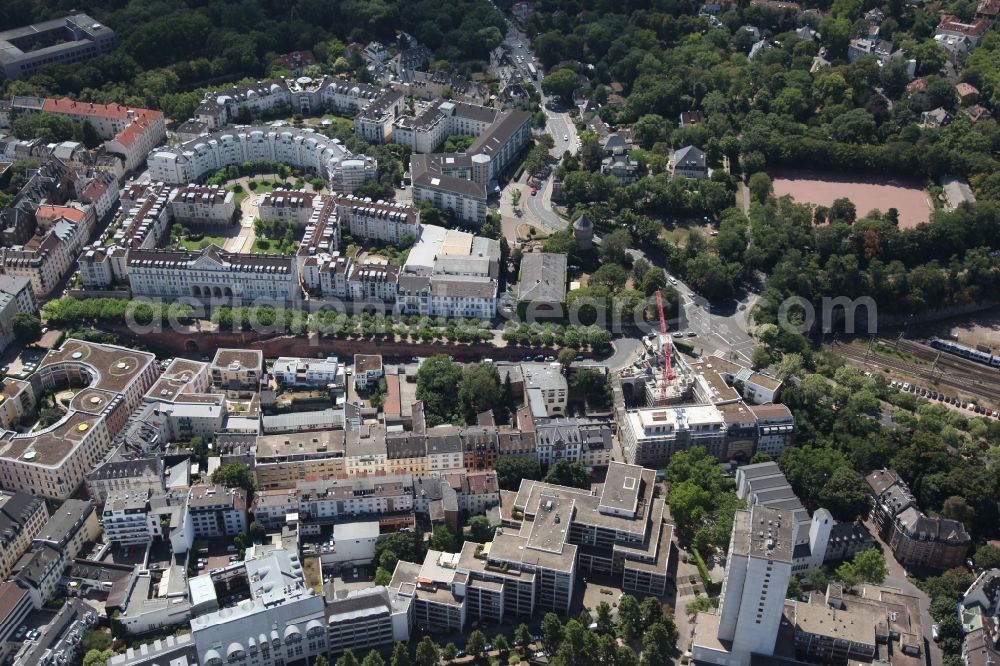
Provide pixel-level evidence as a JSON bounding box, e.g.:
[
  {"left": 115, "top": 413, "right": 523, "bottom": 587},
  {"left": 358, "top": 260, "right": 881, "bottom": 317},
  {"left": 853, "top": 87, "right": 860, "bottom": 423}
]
[
  {"left": 0, "top": 203, "right": 95, "bottom": 298},
  {"left": 0, "top": 581, "right": 37, "bottom": 663},
  {"left": 186, "top": 484, "right": 248, "bottom": 537},
  {"left": 523, "top": 363, "right": 569, "bottom": 419},
  {"left": 600, "top": 133, "right": 639, "bottom": 185},
  {"left": 0, "top": 339, "right": 158, "bottom": 500},
  {"left": 534, "top": 418, "right": 613, "bottom": 470},
  {"left": 147, "top": 126, "right": 377, "bottom": 193},
  {"left": 0, "top": 490, "right": 48, "bottom": 581},
  {"left": 127, "top": 245, "right": 299, "bottom": 305},
  {"left": 253, "top": 430, "right": 347, "bottom": 490},
  {"left": 168, "top": 185, "right": 236, "bottom": 227},
  {"left": 669, "top": 145, "right": 708, "bottom": 179},
  {"left": 390, "top": 551, "right": 467, "bottom": 632},
  {"left": 0, "top": 377, "right": 34, "bottom": 431},
  {"left": 867, "top": 469, "right": 971, "bottom": 569},
  {"left": 273, "top": 356, "right": 344, "bottom": 389},
  {"left": 211, "top": 349, "right": 263, "bottom": 391},
  {"left": 0, "top": 275, "right": 37, "bottom": 353},
  {"left": 31, "top": 498, "right": 100, "bottom": 561},
  {"left": 691, "top": 354, "right": 784, "bottom": 404},
  {"left": 692, "top": 505, "right": 795, "bottom": 666},
  {"left": 354, "top": 354, "right": 384, "bottom": 390},
  {"left": 620, "top": 404, "right": 727, "bottom": 466},
  {"left": 102, "top": 490, "right": 156, "bottom": 545},
  {"left": 0, "top": 14, "right": 115, "bottom": 80},
  {"left": 936, "top": 15, "right": 991, "bottom": 47}
]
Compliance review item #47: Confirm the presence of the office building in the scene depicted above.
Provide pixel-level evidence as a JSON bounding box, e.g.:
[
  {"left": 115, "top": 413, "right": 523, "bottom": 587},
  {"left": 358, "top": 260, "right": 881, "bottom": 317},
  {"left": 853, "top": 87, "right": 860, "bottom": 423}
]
[
  {"left": 0, "top": 339, "right": 158, "bottom": 500},
  {"left": 0, "top": 15, "right": 115, "bottom": 79},
  {"left": 693, "top": 505, "right": 795, "bottom": 666}
]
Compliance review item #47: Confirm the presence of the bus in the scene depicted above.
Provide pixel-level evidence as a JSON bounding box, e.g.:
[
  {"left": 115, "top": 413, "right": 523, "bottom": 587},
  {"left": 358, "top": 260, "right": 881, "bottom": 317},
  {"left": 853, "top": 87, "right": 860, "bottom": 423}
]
[{"left": 527, "top": 63, "right": 537, "bottom": 80}]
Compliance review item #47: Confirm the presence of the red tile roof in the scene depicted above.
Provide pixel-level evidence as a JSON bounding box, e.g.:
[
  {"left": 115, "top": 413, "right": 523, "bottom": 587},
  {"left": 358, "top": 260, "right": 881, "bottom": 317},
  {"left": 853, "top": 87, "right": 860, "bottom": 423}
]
[
  {"left": 937, "top": 15, "right": 990, "bottom": 37},
  {"left": 82, "top": 179, "right": 109, "bottom": 202},
  {"left": 35, "top": 204, "right": 85, "bottom": 223}
]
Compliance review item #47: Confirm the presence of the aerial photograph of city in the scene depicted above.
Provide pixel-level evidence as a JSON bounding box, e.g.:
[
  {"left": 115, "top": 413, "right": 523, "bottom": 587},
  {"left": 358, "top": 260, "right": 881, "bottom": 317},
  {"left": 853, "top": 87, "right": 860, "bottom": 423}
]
[{"left": 0, "top": 1, "right": 999, "bottom": 666}]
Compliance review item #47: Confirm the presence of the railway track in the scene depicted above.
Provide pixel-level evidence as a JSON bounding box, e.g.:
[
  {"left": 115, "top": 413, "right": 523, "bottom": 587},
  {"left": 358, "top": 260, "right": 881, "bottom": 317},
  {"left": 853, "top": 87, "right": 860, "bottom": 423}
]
[
  {"left": 834, "top": 341, "right": 1000, "bottom": 403},
  {"left": 886, "top": 338, "right": 1000, "bottom": 384}
]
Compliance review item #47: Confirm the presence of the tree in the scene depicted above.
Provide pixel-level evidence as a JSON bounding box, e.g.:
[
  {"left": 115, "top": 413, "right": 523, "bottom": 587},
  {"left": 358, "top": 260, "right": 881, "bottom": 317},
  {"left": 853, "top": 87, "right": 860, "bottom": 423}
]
[
  {"left": 600, "top": 229, "right": 632, "bottom": 264},
  {"left": 11, "top": 313, "right": 42, "bottom": 346},
  {"left": 543, "top": 460, "right": 589, "bottom": 488},
  {"left": 640, "top": 596, "right": 664, "bottom": 629},
  {"left": 828, "top": 198, "right": 857, "bottom": 224},
  {"left": 516, "top": 623, "right": 533, "bottom": 651},
  {"left": 443, "top": 643, "right": 458, "bottom": 660},
  {"left": 362, "top": 650, "right": 386, "bottom": 666},
  {"left": 941, "top": 495, "right": 975, "bottom": 525},
  {"left": 836, "top": 548, "right": 888, "bottom": 587},
  {"left": 337, "top": 651, "right": 360, "bottom": 666},
  {"left": 391, "top": 642, "right": 412, "bottom": 666},
  {"left": 558, "top": 347, "right": 579, "bottom": 372},
  {"left": 667, "top": 481, "right": 713, "bottom": 533},
  {"left": 617, "top": 594, "right": 642, "bottom": 640},
  {"left": 494, "top": 456, "right": 543, "bottom": 490},
  {"left": 84, "top": 649, "right": 116, "bottom": 666},
  {"left": 212, "top": 462, "right": 254, "bottom": 491},
  {"left": 415, "top": 636, "right": 440, "bottom": 666},
  {"left": 493, "top": 634, "right": 509, "bottom": 656},
  {"left": 641, "top": 622, "right": 676, "bottom": 666},
  {"left": 817, "top": 467, "right": 872, "bottom": 522},
  {"left": 748, "top": 173, "right": 772, "bottom": 205},
  {"left": 542, "top": 68, "right": 581, "bottom": 102},
  {"left": 458, "top": 363, "right": 503, "bottom": 423},
  {"left": 568, "top": 368, "right": 612, "bottom": 410},
  {"left": 591, "top": 263, "right": 628, "bottom": 290},
  {"left": 249, "top": 520, "right": 266, "bottom": 542},
  {"left": 467, "top": 629, "right": 488, "bottom": 657},
  {"left": 416, "top": 355, "right": 463, "bottom": 426},
  {"left": 750, "top": 452, "right": 772, "bottom": 464},
  {"left": 429, "top": 524, "right": 460, "bottom": 553},
  {"left": 467, "top": 515, "right": 496, "bottom": 543},
  {"left": 541, "top": 612, "right": 564, "bottom": 651},
  {"left": 973, "top": 545, "right": 1000, "bottom": 570},
  {"left": 596, "top": 602, "right": 615, "bottom": 635}
]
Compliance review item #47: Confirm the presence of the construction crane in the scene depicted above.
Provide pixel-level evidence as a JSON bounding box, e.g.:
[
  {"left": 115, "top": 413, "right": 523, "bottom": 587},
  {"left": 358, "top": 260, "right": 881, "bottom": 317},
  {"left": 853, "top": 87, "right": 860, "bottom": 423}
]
[{"left": 656, "top": 290, "right": 676, "bottom": 382}]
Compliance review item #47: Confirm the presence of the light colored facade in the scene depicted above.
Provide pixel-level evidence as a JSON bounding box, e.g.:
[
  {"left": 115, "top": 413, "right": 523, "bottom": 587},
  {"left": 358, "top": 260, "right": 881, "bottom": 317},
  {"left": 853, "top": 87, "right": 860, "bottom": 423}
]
[
  {"left": 693, "top": 505, "right": 794, "bottom": 666},
  {"left": 147, "top": 126, "right": 376, "bottom": 193},
  {"left": 0, "top": 339, "right": 158, "bottom": 500},
  {"left": 523, "top": 364, "right": 568, "bottom": 418},
  {"left": 0, "top": 203, "right": 95, "bottom": 298},
  {"left": 31, "top": 498, "right": 100, "bottom": 561},
  {"left": 621, "top": 404, "right": 727, "bottom": 467},
  {"left": 253, "top": 430, "right": 346, "bottom": 491},
  {"left": 272, "top": 356, "right": 344, "bottom": 388},
  {"left": 669, "top": 145, "right": 708, "bottom": 180},
  {"left": 168, "top": 185, "right": 235, "bottom": 227},
  {"left": 210, "top": 349, "right": 263, "bottom": 390},
  {"left": 127, "top": 245, "right": 298, "bottom": 304},
  {"left": 353, "top": 354, "right": 383, "bottom": 390}
]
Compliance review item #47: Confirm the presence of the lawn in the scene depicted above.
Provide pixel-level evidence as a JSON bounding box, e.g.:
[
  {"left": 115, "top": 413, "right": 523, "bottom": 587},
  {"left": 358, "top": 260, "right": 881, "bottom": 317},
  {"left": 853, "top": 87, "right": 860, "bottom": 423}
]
[
  {"left": 247, "top": 178, "right": 293, "bottom": 195},
  {"left": 178, "top": 234, "right": 229, "bottom": 251},
  {"left": 250, "top": 237, "right": 295, "bottom": 255},
  {"left": 226, "top": 185, "right": 247, "bottom": 206}
]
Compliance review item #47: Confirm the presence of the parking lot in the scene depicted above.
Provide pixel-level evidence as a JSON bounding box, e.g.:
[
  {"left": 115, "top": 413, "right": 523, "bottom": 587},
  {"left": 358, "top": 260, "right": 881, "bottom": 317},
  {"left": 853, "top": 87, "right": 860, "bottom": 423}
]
[
  {"left": 890, "top": 378, "right": 999, "bottom": 417},
  {"left": 192, "top": 540, "right": 241, "bottom": 574}
]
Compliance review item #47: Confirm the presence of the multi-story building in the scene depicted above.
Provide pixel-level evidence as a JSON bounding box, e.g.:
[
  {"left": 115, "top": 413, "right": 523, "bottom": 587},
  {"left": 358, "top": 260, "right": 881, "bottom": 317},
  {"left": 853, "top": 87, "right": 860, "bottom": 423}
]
[
  {"left": 690, "top": 354, "right": 784, "bottom": 405},
  {"left": 0, "top": 490, "right": 48, "bottom": 581},
  {"left": 396, "top": 224, "right": 500, "bottom": 319},
  {"left": 127, "top": 245, "right": 298, "bottom": 304},
  {"left": 0, "top": 275, "right": 37, "bottom": 354},
  {"left": 668, "top": 145, "right": 708, "bottom": 180},
  {"left": 258, "top": 190, "right": 318, "bottom": 228},
  {"left": 621, "top": 404, "right": 727, "bottom": 467},
  {"left": 0, "top": 581, "right": 37, "bottom": 663},
  {"left": 102, "top": 490, "right": 156, "bottom": 545},
  {"left": 0, "top": 203, "right": 95, "bottom": 298},
  {"left": 253, "top": 430, "right": 347, "bottom": 491},
  {"left": 866, "top": 469, "right": 971, "bottom": 569},
  {"left": 693, "top": 505, "right": 795, "bottom": 666},
  {"left": 523, "top": 364, "right": 569, "bottom": 419},
  {"left": 186, "top": 484, "right": 248, "bottom": 537},
  {"left": 354, "top": 354, "right": 384, "bottom": 390},
  {"left": 210, "top": 349, "right": 263, "bottom": 391},
  {"left": 147, "top": 126, "right": 377, "bottom": 193},
  {"left": 168, "top": 185, "right": 236, "bottom": 227},
  {"left": 0, "top": 15, "right": 115, "bottom": 80},
  {"left": 410, "top": 109, "right": 532, "bottom": 224},
  {"left": 534, "top": 418, "right": 613, "bottom": 470},
  {"left": 0, "top": 339, "right": 158, "bottom": 500},
  {"left": 272, "top": 356, "right": 344, "bottom": 389},
  {"left": 31, "top": 498, "right": 101, "bottom": 561},
  {"left": 390, "top": 551, "right": 467, "bottom": 632}
]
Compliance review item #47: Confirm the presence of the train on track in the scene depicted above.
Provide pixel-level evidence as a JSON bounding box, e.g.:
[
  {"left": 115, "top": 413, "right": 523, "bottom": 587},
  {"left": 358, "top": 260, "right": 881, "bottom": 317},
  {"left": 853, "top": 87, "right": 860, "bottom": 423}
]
[{"left": 929, "top": 338, "right": 1000, "bottom": 368}]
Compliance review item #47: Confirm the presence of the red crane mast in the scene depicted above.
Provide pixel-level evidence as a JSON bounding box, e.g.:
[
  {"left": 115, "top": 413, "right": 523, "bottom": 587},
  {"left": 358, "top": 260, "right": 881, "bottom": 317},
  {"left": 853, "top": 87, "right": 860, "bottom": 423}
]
[{"left": 656, "top": 290, "right": 676, "bottom": 382}]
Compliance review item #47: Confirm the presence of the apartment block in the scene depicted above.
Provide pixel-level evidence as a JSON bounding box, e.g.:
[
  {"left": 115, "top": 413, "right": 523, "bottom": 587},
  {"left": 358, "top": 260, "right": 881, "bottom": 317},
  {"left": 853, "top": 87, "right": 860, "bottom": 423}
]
[
  {"left": 147, "top": 126, "right": 376, "bottom": 193},
  {"left": 272, "top": 356, "right": 344, "bottom": 389},
  {"left": 32, "top": 498, "right": 101, "bottom": 561},
  {"left": 390, "top": 551, "right": 467, "bottom": 632},
  {"left": 211, "top": 349, "right": 263, "bottom": 391},
  {"left": 0, "top": 490, "right": 48, "bottom": 581},
  {"left": 534, "top": 418, "right": 613, "bottom": 470},
  {"left": 0, "top": 203, "right": 95, "bottom": 298},
  {"left": 0, "top": 275, "right": 37, "bottom": 354},
  {"left": 168, "top": 185, "right": 236, "bottom": 227},
  {"left": 253, "top": 430, "right": 347, "bottom": 491},
  {"left": 523, "top": 363, "right": 568, "bottom": 419},
  {"left": 867, "top": 469, "right": 971, "bottom": 569},
  {"left": 0, "top": 378, "right": 35, "bottom": 431},
  {"left": 621, "top": 404, "right": 727, "bottom": 467}
]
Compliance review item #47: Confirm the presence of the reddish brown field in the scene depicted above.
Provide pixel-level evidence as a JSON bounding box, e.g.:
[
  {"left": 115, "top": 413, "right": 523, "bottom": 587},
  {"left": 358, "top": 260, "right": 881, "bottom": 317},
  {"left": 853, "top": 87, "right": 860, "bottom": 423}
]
[{"left": 770, "top": 169, "right": 934, "bottom": 229}]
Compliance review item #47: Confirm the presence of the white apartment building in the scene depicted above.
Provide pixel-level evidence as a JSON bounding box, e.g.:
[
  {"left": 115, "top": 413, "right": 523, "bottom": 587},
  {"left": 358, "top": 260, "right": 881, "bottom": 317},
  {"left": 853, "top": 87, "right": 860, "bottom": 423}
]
[
  {"left": 211, "top": 349, "right": 263, "bottom": 390},
  {"left": 693, "top": 505, "right": 794, "bottom": 666},
  {"left": 272, "top": 356, "right": 344, "bottom": 388},
  {"left": 168, "top": 185, "right": 235, "bottom": 227},
  {"left": 0, "top": 339, "right": 158, "bottom": 500},
  {"left": 147, "top": 126, "right": 376, "bottom": 193},
  {"left": 258, "top": 190, "right": 318, "bottom": 228},
  {"left": 534, "top": 419, "right": 613, "bottom": 470},
  {"left": 621, "top": 404, "right": 727, "bottom": 467},
  {"left": 0, "top": 378, "right": 34, "bottom": 431},
  {"left": 523, "top": 364, "right": 568, "bottom": 418},
  {"left": 392, "top": 100, "right": 499, "bottom": 154},
  {"left": 127, "top": 245, "right": 299, "bottom": 304},
  {"left": 353, "top": 354, "right": 383, "bottom": 390},
  {"left": 102, "top": 490, "right": 156, "bottom": 545}
]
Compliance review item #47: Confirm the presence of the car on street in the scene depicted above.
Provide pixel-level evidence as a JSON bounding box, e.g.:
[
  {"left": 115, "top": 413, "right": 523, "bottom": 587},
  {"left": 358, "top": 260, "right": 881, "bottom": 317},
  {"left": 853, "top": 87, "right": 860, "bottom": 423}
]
[
  {"left": 668, "top": 277, "right": 678, "bottom": 284},
  {"left": 531, "top": 186, "right": 537, "bottom": 195},
  {"left": 563, "top": 134, "right": 568, "bottom": 140}
]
